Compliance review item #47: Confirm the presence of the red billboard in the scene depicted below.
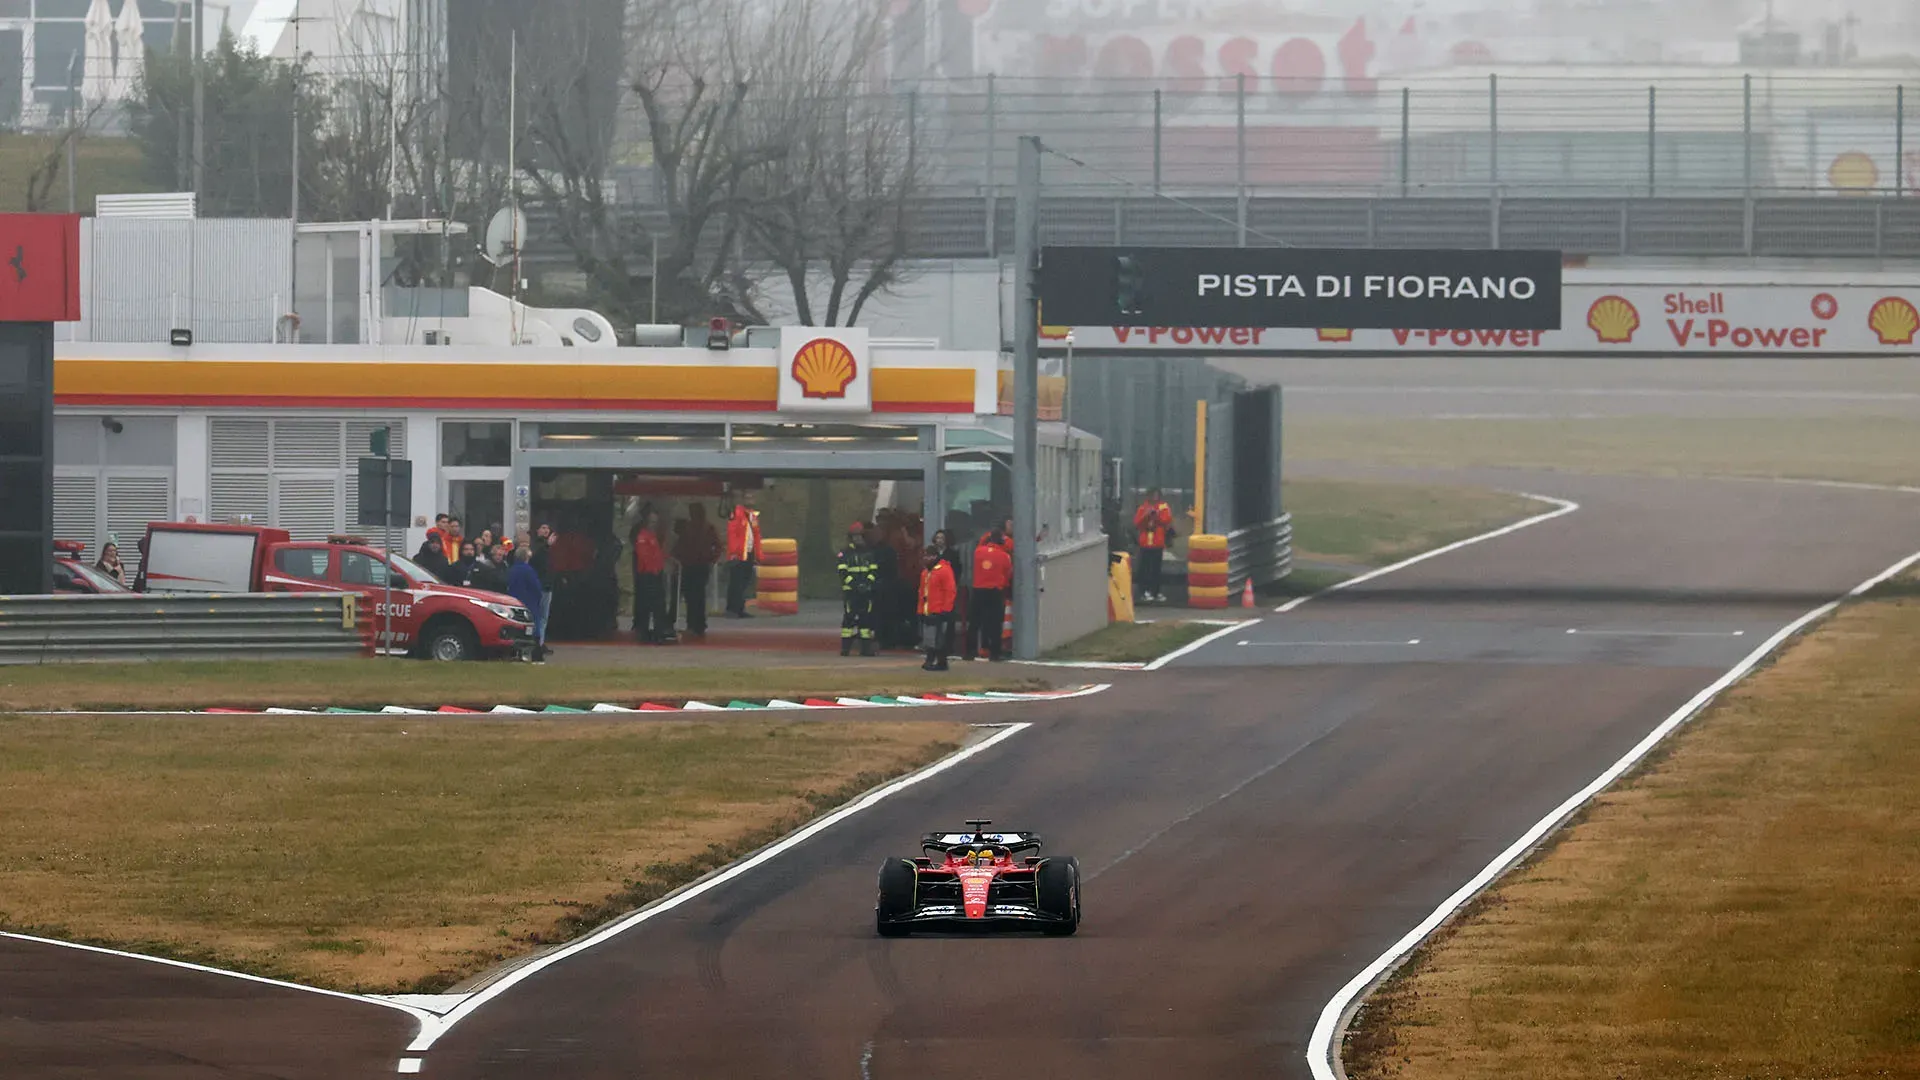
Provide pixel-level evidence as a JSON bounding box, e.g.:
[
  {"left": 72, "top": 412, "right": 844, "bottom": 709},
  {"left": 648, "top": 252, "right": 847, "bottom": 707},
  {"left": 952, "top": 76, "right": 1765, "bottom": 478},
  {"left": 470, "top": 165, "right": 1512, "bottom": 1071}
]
[{"left": 0, "top": 214, "right": 81, "bottom": 323}]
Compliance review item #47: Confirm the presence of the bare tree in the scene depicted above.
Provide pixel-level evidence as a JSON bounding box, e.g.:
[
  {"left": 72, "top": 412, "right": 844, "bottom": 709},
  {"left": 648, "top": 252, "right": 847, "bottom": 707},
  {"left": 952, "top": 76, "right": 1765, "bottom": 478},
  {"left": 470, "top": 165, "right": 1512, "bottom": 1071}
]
[
  {"left": 503, "top": 0, "right": 771, "bottom": 327},
  {"left": 739, "top": 1, "right": 924, "bottom": 327},
  {"left": 24, "top": 98, "right": 106, "bottom": 212}
]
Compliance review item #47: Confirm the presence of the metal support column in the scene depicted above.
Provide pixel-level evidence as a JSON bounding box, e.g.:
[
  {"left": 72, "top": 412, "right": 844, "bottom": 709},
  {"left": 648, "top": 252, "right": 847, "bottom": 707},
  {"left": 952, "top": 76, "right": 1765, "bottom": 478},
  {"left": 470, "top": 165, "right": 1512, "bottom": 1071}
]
[
  {"left": 1153, "top": 89, "right": 1163, "bottom": 194},
  {"left": 1896, "top": 85, "right": 1906, "bottom": 200},
  {"left": 1742, "top": 73, "right": 1755, "bottom": 255},
  {"left": 1236, "top": 74, "right": 1248, "bottom": 246},
  {"left": 1012, "top": 136, "right": 1042, "bottom": 661},
  {"left": 1488, "top": 73, "right": 1498, "bottom": 191},
  {"left": 1647, "top": 85, "right": 1657, "bottom": 196},
  {"left": 1399, "top": 87, "right": 1410, "bottom": 196}
]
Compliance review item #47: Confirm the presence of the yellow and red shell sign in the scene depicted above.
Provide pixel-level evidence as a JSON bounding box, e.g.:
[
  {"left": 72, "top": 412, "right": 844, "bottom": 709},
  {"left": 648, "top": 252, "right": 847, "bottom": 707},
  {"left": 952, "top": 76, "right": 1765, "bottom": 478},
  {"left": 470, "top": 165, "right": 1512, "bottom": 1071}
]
[
  {"left": 790, "top": 337, "right": 860, "bottom": 399},
  {"left": 1868, "top": 297, "right": 1919, "bottom": 346},
  {"left": 1586, "top": 295, "right": 1640, "bottom": 343}
]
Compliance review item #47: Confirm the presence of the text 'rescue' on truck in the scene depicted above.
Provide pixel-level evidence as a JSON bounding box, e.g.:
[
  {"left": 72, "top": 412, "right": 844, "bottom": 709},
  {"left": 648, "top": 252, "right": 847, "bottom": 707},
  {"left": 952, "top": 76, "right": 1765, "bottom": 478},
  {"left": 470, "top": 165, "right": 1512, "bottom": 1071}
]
[{"left": 138, "top": 522, "right": 532, "bottom": 661}]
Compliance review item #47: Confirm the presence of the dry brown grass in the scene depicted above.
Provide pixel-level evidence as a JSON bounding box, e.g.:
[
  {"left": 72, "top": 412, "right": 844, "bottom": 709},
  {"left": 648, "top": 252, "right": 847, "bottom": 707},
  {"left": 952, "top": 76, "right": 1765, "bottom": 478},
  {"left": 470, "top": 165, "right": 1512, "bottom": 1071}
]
[
  {"left": 0, "top": 660, "right": 1038, "bottom": 713},
  {"left": 1290, "top": 416, "right": 1920, "bottom": 487},
  {"left": 0, "top": 714, "right": 968, "bottom": 992},
  {"left": 1345, "top": 593, "right": 1920, "bottom": 1080}
]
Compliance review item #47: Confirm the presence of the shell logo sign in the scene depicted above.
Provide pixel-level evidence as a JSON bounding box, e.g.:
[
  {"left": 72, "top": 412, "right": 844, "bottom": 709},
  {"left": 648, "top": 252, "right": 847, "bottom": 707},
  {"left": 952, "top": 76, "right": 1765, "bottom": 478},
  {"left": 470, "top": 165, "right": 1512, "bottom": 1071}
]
[
  {"left": 1587, "top": 295, "right": 1640, "bottom": 343},
  {"left": 778, "top": 326, "right": 872, "bottom": 413},
  {"left": 1316, "top": 328, "right": 1353, "bottom": 342},
  {"left": 1869, "top": 297, "right": 1919, "bottom": 346},
  {"left": 791, "top": 338, "right": 859, "bottom": 399}
]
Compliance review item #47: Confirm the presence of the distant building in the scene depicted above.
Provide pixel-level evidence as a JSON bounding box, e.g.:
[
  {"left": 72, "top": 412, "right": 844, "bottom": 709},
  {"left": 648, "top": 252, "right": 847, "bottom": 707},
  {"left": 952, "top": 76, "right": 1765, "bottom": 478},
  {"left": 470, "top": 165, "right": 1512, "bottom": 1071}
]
[{"left": 0, "top": 0, "right": 254, "bottom": 128}]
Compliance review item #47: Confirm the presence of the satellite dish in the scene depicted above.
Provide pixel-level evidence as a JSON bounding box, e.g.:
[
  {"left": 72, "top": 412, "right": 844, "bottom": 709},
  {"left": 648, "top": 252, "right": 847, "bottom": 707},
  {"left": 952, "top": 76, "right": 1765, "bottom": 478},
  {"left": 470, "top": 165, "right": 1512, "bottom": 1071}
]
[{"left": 481, "top": 207, "right": 529, "bottom": 266}]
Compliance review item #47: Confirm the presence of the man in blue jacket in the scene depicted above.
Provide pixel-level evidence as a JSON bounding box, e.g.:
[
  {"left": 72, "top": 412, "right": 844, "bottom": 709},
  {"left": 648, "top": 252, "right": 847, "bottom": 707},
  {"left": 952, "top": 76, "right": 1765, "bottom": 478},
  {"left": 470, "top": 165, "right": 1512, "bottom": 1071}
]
[{"left": 506, "top": 547, "right": 547, "bottom": 663}]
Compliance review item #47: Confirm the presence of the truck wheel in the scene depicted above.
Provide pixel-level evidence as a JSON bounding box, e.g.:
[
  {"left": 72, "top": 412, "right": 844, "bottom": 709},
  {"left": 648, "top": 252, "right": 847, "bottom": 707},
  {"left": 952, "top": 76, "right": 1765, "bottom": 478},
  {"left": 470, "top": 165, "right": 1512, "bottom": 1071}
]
[
  {"left": 423, "top": 619, "right": 480, "bottom": 662},
  {"left": 876, "top": 858, "right": 916, "bottom": 937},
  {"left": 1036, "top": 856, "right": 1080, "bottom": 936}
]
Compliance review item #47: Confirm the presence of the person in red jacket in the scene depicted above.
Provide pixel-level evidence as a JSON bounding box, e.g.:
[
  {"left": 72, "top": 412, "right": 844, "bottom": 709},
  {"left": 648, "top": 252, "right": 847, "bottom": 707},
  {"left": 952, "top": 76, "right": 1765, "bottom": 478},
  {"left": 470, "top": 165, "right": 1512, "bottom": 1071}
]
[
  {"left": 1134, "top": 488, "right": 1175, "bottom": 603},
  {"left": 673, "top": 502, "right": 722, "bottom": 639},
  {"left": 967, "top": 526, "right": 1011, "bottom": 662},
  {"left": 631, "top": 506, "right": 673, "bottom": 644},
  {"left": 724, "top": 492, "right": 762, "bottom": 618},
  {"left": 918, "top": 544, "right": 957, "bottom": 671}
]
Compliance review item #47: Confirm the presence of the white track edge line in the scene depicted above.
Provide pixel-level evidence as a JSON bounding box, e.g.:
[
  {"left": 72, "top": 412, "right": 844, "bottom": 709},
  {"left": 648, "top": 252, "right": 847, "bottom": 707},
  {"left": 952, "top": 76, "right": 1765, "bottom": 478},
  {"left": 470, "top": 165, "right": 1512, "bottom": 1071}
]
[
  {"left": 1305, "top": 544, "right": 1920, "bottom": 1080},
  {"left": 0, "top": 930, "right": 440, "bottom": 1028},
  {"left": 403, "top": 703, "right": 1097, "bottom": 1054},
  {"left": 1275, "top": 494, "right": 1580, "bottom": 614},
  {"left": 1143, "top": 618, "right": 1264, "bottom": 670}
]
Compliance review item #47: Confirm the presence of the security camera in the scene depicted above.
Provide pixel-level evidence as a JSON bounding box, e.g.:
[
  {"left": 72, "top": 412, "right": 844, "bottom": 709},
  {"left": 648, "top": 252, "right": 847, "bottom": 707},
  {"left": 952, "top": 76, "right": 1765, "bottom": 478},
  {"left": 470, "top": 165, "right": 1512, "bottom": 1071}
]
[{"left": 102, "top": 418, "right": 123, "bottom": 435}]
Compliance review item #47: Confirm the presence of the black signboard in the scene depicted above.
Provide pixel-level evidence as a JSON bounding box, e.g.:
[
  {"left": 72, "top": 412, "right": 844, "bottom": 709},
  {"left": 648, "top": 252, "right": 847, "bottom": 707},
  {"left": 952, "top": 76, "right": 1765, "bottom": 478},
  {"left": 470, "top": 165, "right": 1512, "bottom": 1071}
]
[
  {"left": 356, "top": 457, "right": 414, "bottom": 528},
  {"left": 0, "top": 324, "right": 53, "bottom": 595},
  {"left": 1039, "top": 247, "right": 1563, "bottom": 331}
]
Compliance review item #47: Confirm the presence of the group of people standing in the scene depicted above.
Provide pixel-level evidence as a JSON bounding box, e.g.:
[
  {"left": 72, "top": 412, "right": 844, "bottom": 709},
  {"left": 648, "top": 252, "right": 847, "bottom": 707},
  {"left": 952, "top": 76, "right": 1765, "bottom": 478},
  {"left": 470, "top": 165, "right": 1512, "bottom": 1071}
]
[
  {"left": 627, "top": 495, "right": 763, "bottom": 645},
  {"left": 837, "top": 516, "right": 1015, "bottom": 671},
  {"left": 413, "top": 512, "right": 555, "bottom": 662}
]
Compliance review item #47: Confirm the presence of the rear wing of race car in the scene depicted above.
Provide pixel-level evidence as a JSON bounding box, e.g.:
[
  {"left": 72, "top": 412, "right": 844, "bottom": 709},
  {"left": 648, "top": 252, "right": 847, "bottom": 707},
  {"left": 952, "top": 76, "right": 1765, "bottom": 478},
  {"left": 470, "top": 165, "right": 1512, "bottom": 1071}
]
[{"left": 922, "top": 831, "right": 1043, "bottom": 853}]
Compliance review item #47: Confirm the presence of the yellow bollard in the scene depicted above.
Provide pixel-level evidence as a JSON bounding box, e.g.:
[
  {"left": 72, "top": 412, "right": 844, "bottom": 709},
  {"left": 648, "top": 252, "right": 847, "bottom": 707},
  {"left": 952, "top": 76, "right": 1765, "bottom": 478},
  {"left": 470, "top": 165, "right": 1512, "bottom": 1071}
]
[{"left": 1109, "top": 551, "right": 1136, "bottom": 623}]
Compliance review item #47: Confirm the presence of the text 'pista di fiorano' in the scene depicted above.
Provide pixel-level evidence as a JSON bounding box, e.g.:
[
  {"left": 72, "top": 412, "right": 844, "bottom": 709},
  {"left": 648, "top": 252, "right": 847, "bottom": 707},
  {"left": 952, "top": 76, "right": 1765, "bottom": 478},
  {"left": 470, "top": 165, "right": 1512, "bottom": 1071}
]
[{"left": 1197, "top": 273, "right": 1540, "bottom": 301}]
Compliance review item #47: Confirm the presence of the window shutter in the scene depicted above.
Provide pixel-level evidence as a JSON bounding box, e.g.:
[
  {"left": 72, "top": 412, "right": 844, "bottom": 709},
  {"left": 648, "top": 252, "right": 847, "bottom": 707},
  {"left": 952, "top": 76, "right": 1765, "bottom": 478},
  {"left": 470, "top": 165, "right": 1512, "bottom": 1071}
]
[
  {"left": 210, "top": 474, "right": 270, "bottom": 526},
  {"left": 53, "top": 472, "right": 100, "bottom": 561},
  {"left": 274, "top": 477, "right": 341, "bottom": 541},
  {"left": 105, "top": 475, "right": 174, "bottom": 579},
  {"left": 272, "top": 419, "right": 345, "bottom": 470},
  {"left": 210, "top": 418, "right": 270, "bottom": 469}
]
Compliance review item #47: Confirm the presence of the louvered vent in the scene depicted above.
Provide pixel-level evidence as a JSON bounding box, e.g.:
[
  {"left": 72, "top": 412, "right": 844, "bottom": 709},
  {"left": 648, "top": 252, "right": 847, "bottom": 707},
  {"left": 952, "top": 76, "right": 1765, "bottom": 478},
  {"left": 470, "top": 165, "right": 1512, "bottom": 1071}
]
[
  {"left": 53, "top": 473, "right": 100, "bottom": 561},
  {"left": 272, "top": 420, "right": 345, "bottom": 470},
  {"left": 209, "top": 418, "right": 270, "bottom": 469},
  {"left": 106, "top": 476, "right": 173, "bottom": 579},
  {"left": 274, "top": 477, "right": 341, "bottom": 540},
  {"left": 210, "top": 474, "right": 270, "bottom": 526}
]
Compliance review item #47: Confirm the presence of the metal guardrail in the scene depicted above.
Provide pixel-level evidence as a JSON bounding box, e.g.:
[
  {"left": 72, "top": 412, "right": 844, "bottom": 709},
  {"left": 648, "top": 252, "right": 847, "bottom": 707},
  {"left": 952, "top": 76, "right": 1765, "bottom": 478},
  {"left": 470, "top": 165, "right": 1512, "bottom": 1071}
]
[
  {"left": 1227, "top": 514, "right": 1295, "bottom": 591},
  {"left": 0, "top": 593, "right": 367, "bottom": 665}
]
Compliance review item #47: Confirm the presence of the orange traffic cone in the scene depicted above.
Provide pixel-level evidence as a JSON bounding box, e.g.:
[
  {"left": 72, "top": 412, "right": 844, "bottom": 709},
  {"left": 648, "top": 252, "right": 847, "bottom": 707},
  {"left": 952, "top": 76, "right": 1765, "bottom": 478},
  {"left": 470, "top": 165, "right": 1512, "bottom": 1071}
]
[{"left": 1241, "top": 578, "right": 1256, "bottom": 607}]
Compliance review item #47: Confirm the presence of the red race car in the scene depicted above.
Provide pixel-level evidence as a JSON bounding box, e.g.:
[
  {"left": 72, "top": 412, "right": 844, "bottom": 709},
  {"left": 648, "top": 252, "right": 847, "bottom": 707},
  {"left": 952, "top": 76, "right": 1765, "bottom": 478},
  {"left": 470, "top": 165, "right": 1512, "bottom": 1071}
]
[{"left": 875, "top": 820, "right": 1080, "bottom": 937}]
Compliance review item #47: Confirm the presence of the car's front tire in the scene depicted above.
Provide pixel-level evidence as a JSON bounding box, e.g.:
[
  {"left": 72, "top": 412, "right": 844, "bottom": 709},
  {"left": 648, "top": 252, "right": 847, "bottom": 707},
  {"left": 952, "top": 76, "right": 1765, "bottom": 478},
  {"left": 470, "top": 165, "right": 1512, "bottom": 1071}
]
[
  {"left": 876, "top": 858, "right": 916, "bottom": 937},
  {"left": 422, "top": 618, "right": 480, "bottom": 662},
  {"left": 1036, "top": 855, "right": 1080, "bottom": 936}
]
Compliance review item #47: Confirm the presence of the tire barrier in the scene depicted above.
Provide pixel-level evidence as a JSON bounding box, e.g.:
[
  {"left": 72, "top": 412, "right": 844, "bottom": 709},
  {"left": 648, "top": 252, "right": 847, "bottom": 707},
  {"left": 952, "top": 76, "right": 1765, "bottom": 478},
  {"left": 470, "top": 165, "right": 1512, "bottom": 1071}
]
[
  {"left": 1187, "top": 534, "right": 1230, "bottom": 609},
  {"left": 756, "top": 538, "right": 800, "bottom": 615}
]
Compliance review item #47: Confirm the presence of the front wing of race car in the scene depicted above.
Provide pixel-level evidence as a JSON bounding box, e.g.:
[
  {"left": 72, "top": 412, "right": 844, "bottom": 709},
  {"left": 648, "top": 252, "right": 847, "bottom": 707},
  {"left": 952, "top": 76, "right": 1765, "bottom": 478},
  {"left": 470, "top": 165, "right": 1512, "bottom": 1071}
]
[
  {"left": 888, "top": 872, "right": 1064, "bottom": 927},
  {"left": 876, "top": 857, "right": 1081, "bottom": 935}
]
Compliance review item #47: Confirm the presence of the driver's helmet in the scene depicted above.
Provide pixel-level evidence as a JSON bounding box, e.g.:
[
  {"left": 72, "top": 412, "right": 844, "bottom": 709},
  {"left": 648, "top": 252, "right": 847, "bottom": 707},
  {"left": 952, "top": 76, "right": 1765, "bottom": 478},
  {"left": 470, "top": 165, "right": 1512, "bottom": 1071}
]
[{"left": 972, "top": 850, "right": 995, "bottom": 867}]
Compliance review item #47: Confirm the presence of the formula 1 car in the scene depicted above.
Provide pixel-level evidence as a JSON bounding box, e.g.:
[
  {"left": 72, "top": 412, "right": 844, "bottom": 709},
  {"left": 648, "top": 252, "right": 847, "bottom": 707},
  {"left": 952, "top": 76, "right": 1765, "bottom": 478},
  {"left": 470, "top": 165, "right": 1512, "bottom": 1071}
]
[{"left": 875, "top": 820, "right": 1080, "bottom": 936}]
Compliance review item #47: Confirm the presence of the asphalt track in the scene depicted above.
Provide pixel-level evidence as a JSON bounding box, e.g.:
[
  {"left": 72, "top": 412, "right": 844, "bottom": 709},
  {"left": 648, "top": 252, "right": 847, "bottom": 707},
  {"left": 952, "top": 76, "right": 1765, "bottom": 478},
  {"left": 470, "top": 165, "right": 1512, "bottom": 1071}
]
[{"left": 7, "top": 471, "right": 1920, "bottom": 1079}]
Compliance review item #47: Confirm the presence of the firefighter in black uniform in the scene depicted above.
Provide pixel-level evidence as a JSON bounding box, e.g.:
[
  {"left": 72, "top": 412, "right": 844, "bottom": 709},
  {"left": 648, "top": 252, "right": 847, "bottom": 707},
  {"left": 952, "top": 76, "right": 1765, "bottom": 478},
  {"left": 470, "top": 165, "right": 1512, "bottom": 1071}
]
[{"left": 837, "top": 522, "right": 879, "bottom": 657}]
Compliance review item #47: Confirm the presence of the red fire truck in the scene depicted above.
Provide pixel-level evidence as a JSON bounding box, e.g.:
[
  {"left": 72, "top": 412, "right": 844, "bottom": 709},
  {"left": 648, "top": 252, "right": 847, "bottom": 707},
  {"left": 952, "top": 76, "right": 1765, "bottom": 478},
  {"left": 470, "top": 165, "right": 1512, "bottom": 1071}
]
[{"left": 138, "top": 522, "right": 532, "bottom": 661}]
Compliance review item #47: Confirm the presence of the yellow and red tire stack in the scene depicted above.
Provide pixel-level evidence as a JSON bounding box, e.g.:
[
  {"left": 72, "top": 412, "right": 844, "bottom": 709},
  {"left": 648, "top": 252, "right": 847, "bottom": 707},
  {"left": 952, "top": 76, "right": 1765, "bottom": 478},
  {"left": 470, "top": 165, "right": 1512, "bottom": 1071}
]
[
  {"left": 1186, "top": 535, "right": 1230, "bottom": 609},
  {"left": 755, "top": 539, "right": 799, "bottom": 615}
]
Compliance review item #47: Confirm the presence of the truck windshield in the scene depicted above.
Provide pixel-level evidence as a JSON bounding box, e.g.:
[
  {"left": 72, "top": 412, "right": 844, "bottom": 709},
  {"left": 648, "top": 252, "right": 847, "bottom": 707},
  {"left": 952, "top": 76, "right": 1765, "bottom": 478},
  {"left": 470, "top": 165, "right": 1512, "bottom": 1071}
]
[{"left": 344, "top": 551, "right": 436, "bottom": 588}]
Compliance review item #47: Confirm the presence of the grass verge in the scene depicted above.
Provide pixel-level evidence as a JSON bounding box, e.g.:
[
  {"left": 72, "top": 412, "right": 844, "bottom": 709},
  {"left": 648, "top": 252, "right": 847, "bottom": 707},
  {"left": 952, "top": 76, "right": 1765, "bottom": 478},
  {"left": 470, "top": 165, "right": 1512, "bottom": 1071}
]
[
  {"left": 0, "top": 660, "right": 1042, "bottom": 713},
  {"left": 1344, "top": 585, "right": 1920, "bottom": 1080},
  {"left": 1289, "top": 415, "right": 1920, "bottom": 487},
  {"left": 0, "top": 714, "right": 970, "bottom": 993},
  {"left": 1278, "top": 478, "right": 1546, "bottom": 588},
  {"left": 1045, "top": 620, "right": 1223, "bottom": 663}
]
